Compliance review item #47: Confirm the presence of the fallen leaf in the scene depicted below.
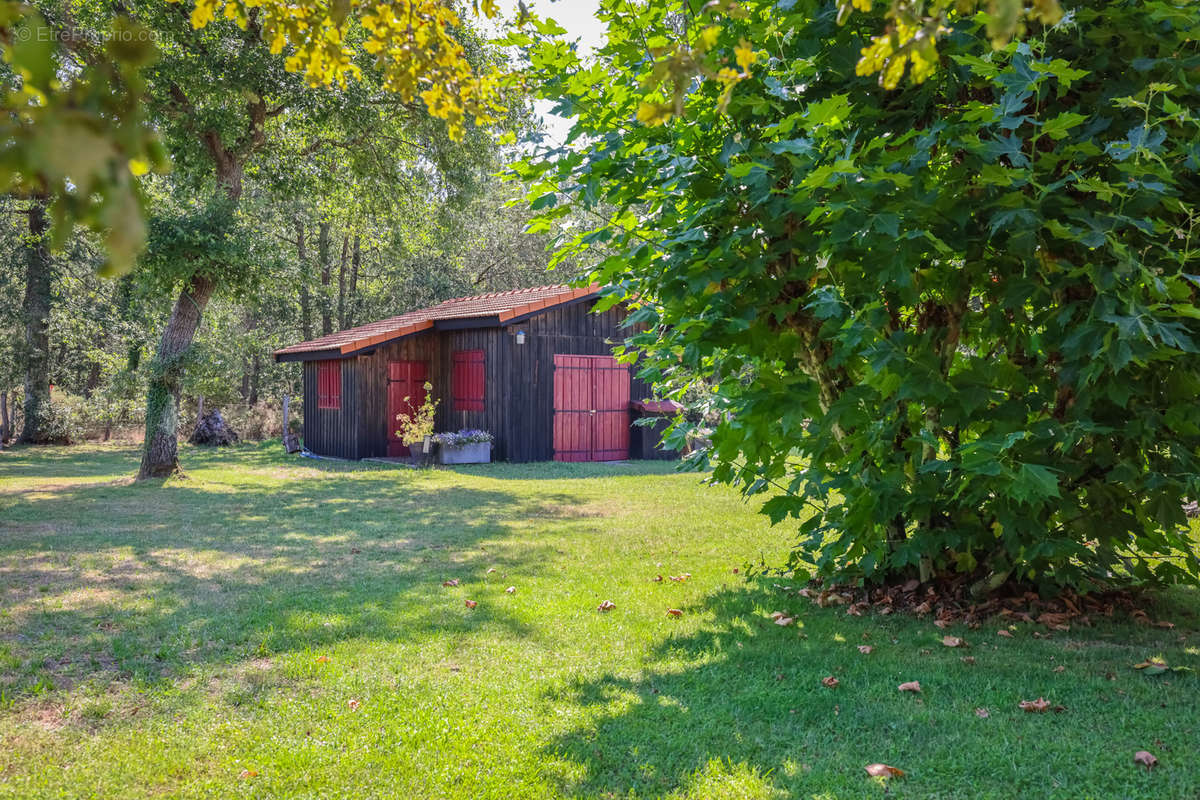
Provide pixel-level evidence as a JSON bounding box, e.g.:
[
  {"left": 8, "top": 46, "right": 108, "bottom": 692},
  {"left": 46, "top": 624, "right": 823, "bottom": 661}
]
[
  {"left": 901, "top": 579, "right": 920, "bottom": 592},
  {"left": 1134, "top": 750, "right": 1158, "bottom": 769},
  {"left": 942, "top": 636, "right": 964, "bottom": 648},
  {"left": 653, "top": 575, "right": 663, "bottom": 582},
  {"left": 858, "top": 645, "right": 874, "bottom": 654},
  {"left": 1154, "top": 620, "right": 1175, "bottom": 629},
  {"left": 505, "top": 586, "right": 516, "bottom": 594},
  {"left": 315, "top": 655, "right": 330, "bottom": 664},
  {"left": 822, "top": 676, "right": 839, "bottom": 688},
  {"left": 847, "top": 602, "right": 869, "bottom": 616},
  {"left": 732, "top": 568, "right": 739, "bottom": 574},
  {"left": 1133, "top": 657, "right": 1170, "bottom": 675},
  {"left": 774, "top": 616, "right": 795, "bottom": 627},
  {"left": 933, "top": 618, "right": 950, "bottom": 629},
  {"left": 442, "top": 579, "right": 460, "bottom": 587},
  {"left": 666, "top": 608, "right": 683, "bottom": 617},
  {"left": 975, "top": 707, "right": 989, "bottom": 718},
  {"left": 349, "top": 547, "right": 361, "bottom": 554},
  {"left": 913, "top": 601, "right": 932, "bottom": 615},
  {"left": 1053, "top": 665, "right": 1065, "bottom": 673},
  {"left": 238, "top": 769, "right": 258, "bottom": 779},
  {"left": 348, "top": 699, "right": 360, "bottom": 711},
  {"left": 669, "top": 574, "right": 691, "bottom": 582},
  {"left": 597, "top": 600, "right": 616, "bottom": 612},
  {"left": 961, "top": 656, "right": 977, "bottom": 665},
  {"left": 464, "top": 599, "right": 478, "bottom": 609},
  {"left": 865, "top": 763, "right": 905, "bottom": 778},
  {"left": 997, "top": 629, "right": 1014, "bottom": 638},
  {"left": 486, "top": 567, "right": 496, "bottom": 574},
  {"left": 1019, "top": 697, "right": 1050, "bottom": 713},
  {"left": 898, "top": 681, "right": 921, "bottom": 693}
]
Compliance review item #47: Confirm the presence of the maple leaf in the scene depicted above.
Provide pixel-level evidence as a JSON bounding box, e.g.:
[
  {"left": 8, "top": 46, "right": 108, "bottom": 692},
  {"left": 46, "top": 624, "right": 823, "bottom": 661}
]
[
  {"left": 864, "top": 763, "right": 905, "bottom": 778},
  {"left": 666, "top": 608, "right": 683, "bottom": 617},
  {"left": 858, "top": 645, "right": 873, "bottom": 654},
  {"left": 822, "top": 676, "right": 839, "bottom": 688},
  {"left": 442, "top": 579, "right": 460, "bottom": 587},
  {"left": 464, "top": 599, "right": 478, "bottom": 609},
  {"left": 1134, "top": 750, "right": 1158, "bottom": 769},
  {"left": 1019, "top": 697, "right": 1050, "bottom": 713},
  {"left": 597, "top": 600, "right": 616, "bottom": 612},
  {"left": 898, "top": 681, "right": 921, "bottom": 693}
]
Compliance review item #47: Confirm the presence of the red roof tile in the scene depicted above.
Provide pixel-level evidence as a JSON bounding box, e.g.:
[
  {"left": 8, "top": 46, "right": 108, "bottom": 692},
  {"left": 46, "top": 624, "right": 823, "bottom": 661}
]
[{"left": 274, "top": 284, "right": 600, "bottom": 358}]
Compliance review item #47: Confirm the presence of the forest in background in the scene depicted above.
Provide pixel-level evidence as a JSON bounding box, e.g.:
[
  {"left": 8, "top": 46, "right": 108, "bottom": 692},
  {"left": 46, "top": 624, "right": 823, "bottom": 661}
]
[{"left": 0, "top": 1, "right": 581, "bottom": 447}]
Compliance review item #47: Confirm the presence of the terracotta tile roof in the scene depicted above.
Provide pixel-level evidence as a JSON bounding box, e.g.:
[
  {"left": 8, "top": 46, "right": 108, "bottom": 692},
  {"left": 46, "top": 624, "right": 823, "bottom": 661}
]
[{"left": 274, "top": 284, "right": 600, "bottom": 358}]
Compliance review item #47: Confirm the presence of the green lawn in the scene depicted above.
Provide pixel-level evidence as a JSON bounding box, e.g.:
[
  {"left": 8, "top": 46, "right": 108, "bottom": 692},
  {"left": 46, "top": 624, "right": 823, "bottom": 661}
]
[{"left": 0, "top": 443, "right": 1197, "bottom": 799}]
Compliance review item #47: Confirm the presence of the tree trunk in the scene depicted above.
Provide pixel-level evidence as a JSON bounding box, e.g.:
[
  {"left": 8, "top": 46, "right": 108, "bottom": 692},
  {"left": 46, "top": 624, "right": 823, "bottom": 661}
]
[
  {"left": 248, "top": 354, "right": 260, "bottom": 405},
  {"left": 19, "top": 197, "right": 52, "bottom": 444},
  {"left": 296, "top": 218, "right": 313, "bottom": 341},
  {"left": 347, "top": 235, "right": 361, "bottom": 329},
  {"left": 0, "top": 391, "right": 7, "bottom": 448},
  {"left": 336, "top": 232, "right": 349, "bottom": 330},
  {"left": 137, "top": 274, "right": 217, "bottom": 479},
  {"left": 318, "top": 221, "right": 333, "bottom": 336}
]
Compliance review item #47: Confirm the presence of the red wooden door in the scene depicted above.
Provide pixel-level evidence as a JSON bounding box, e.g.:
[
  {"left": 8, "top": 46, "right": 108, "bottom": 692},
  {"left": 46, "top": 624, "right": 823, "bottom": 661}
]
[
  {"left": 387, "top": 360, "right": 429, "bottom": 457},
  {"left": 553, "top": 355, "right": 631, "bottom": 462}
]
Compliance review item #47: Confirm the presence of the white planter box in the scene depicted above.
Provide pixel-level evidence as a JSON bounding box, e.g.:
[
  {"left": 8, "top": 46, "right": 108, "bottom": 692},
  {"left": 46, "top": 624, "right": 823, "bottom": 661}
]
[{"left": 438, "top": 442, "right": 492, "bottom": 464}]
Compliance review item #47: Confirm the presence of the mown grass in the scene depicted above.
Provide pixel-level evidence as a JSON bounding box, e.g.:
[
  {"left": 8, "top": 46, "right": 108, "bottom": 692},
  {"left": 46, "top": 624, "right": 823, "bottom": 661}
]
[{"left": 0, "top": 442, "right": 1197, "bottom": 799}]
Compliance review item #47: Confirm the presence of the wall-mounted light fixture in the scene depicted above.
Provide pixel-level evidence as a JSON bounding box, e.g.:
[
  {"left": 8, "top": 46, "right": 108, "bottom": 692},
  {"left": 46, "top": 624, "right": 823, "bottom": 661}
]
[{"left": 516, "top": 330, "right": 526, "bottom": 345}]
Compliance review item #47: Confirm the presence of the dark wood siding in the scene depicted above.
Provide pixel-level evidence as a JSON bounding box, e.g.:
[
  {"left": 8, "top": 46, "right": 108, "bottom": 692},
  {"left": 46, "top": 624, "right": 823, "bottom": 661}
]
[{"left": 301, "top": 299, "right": 656, "bottom": 462}]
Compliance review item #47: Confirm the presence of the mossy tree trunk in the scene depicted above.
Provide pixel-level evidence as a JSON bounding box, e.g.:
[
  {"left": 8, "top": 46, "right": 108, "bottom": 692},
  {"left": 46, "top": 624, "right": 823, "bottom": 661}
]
[{"left": 19, "top": 196, "right": 52, "bottom": 444}]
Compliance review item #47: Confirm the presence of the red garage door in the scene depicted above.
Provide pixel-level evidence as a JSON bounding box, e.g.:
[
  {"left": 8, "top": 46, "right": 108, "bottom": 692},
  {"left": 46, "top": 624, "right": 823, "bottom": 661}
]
[
  {"left": 553, "top": 355, "right": 631, "bottom": 462},
  {"left": 387, "top": 360, "right": 428, "bottom": 457}
]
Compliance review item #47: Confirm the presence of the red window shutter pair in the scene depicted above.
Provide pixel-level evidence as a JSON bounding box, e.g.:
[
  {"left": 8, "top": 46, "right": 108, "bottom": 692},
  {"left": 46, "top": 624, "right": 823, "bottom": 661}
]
[
  {"left": 452, "top": 350, "right": 485, "bottom": 411},
  {"left": 317, "top": 361, "right": 342, "bottom": 409}
]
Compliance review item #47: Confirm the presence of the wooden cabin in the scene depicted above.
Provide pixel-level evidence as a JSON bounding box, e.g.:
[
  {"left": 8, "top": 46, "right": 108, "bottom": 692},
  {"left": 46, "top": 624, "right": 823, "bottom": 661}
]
[{"left": 273, "top": 284, "right": 674, "bottom": 463}]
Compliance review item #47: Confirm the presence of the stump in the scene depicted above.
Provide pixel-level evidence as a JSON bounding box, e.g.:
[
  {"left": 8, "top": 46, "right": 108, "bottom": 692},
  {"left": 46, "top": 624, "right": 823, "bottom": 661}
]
[{"left": 189, "top": 409, "right": 240, "bottom": 446}]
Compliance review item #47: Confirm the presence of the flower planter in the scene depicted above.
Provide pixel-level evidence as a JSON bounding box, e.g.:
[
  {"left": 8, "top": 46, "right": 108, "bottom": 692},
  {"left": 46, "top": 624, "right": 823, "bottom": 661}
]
[{"left": 438, "top": 441, "right": 492, "bottom": 465}]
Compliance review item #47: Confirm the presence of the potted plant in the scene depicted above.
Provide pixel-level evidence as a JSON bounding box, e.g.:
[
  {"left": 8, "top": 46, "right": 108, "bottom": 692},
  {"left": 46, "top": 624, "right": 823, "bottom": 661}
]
[
  {"left": 396, "top": 382, "right": 439, "bottom": 465},
  {"left": 433, "top": 429, "right": 494, "bottom": 464}
]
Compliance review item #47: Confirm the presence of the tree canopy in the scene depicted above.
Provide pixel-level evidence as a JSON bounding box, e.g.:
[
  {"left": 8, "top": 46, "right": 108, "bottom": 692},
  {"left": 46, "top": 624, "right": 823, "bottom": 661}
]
[{"left": 517, "top": 0, "right": 1200, "bottom": 591}]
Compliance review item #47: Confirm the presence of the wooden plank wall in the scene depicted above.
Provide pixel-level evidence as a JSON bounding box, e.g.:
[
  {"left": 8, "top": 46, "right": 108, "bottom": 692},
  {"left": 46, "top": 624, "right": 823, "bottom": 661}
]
[
  {"left": 302, "top": 357, "right": 362, "bottom": 459},
  {"left": 356, "top": 333, "right": 441, "bottom": 459}
]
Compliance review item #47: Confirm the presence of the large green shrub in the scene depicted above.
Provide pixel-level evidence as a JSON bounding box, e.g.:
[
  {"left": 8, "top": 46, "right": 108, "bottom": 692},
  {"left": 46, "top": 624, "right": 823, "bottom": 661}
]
[{"left": 518, "top": 0, "right": 1200, "bottom": 590}]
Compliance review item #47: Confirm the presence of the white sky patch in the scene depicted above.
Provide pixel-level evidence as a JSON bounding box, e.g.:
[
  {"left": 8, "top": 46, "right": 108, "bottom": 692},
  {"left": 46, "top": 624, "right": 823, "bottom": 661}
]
[{"left": 492, "top": 0, "right": 605, "bottom": 145}]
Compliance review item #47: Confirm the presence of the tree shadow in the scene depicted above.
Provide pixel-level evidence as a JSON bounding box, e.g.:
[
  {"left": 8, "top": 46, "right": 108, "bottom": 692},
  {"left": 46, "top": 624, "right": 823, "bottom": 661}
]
[{"left": 0, "top": 450, "right": 598, "bottom": 699}]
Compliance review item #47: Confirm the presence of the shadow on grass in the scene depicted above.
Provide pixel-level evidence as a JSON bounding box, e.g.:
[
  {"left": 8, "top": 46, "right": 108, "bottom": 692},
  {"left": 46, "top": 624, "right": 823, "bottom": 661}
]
[
  {"left": 0, "top": 446, "right": 599, "bottom": 698},
  {"left": 539, "top": 581, "right": 1200, "bottom": 799}
]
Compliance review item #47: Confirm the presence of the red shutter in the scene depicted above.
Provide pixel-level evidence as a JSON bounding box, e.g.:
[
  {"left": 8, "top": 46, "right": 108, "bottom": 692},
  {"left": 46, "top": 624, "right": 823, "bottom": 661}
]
[
  {"left": 452, "top": 350, "right": 485, "bottom": 411},
  {"left": 317, "top": 361, "right": 341, "bottom": 409}
]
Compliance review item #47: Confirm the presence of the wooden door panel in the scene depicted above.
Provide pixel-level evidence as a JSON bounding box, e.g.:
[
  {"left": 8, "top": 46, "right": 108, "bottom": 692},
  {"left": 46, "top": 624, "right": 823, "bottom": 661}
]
[
  {"left": 552, "top": 354, "right": 630, "bottom": 461},
  {"left": 387, "top": 360, "right": 428, "bottom": 457}
]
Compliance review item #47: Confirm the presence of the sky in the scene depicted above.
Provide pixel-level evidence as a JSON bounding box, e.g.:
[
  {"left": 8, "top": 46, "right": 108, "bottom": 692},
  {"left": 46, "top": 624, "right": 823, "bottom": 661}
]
[{"left": 493, "top": 0, "right": 605, "bottom": 145}]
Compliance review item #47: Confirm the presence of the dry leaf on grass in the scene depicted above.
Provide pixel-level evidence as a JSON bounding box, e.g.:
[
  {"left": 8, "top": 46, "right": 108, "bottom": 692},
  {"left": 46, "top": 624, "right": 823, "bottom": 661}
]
[
  {"left": 486, "top": 567, "right": 496, "bottom": 574},
  {"left": 961, "top": 656, "right": 977, "bottom": 665},
  {"left": 822, "top": 676, "right": 840, "bottom": 688},
  {"left": 315, "top": 655, "right": 330, "bottom": 664},
  {"left": 464, "top": 599, "right": 478, "bottom": 609},
  {"left": 669, "top": 574, "right": 691, "bottom": 582},
  {"left": 865, "top": 763, "right": 905, "bottom": 778},
  {"left": 858, "top": 645, "right": 874, "bottom": 654},
  {"left": 597, "top": 600, "right": 615, "bottom": 612},
  {"left": 442, "top": 579, "right": 460, "bottom": 587},
  {"left": 653, "top": 575, "right": 663, "bottom": 583},
  {"left": 1019, "top": 697, "right": 1050, "bottom": 713},
  {"left": 1134, "top": 750, "right": 1158, "bottom": 769},
  {"left": 505, "top": 586, "right": 515, "bottom": 594},
  {"left": 997, "top": 629, "right": 1014, "bottom": 638},
  {"left": 1053, "top": 665, "right": 1065, "bottom": 673},
  {"left": 666, "top": 608, "right": 683, "bottom": 617},
  {"left": 942, "top": 636, "right": 964, "bottom": 648},
  {"left": 774, "top": 616, "right": 795, "bottom": 627},
  {"left": 348, "top": 699, "right": 360, "bottom": 711},
  {"left": 933, "top": 619, "right": 950, "bottom": 629},
  {"left": 238, "top": 769, "right": 258, "bottom": 779},
  {"left": 898, "top": 681, "right": 921, "bottom": 693},
  {"left": 975, "top": 707, "right": 989, "bottom": 718}
]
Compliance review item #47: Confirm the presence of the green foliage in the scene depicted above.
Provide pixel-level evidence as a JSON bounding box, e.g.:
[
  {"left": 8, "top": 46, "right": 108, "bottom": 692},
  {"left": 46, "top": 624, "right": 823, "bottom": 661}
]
[{"left": 519, "top": 0, "right": 1200, "bottom": 590}]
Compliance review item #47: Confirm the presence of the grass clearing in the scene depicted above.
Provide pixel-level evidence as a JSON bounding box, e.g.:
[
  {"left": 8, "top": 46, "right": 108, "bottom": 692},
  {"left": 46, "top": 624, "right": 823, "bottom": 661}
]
[{"left": 0, "top": 442, "right": 1198, "bottom": 799}]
